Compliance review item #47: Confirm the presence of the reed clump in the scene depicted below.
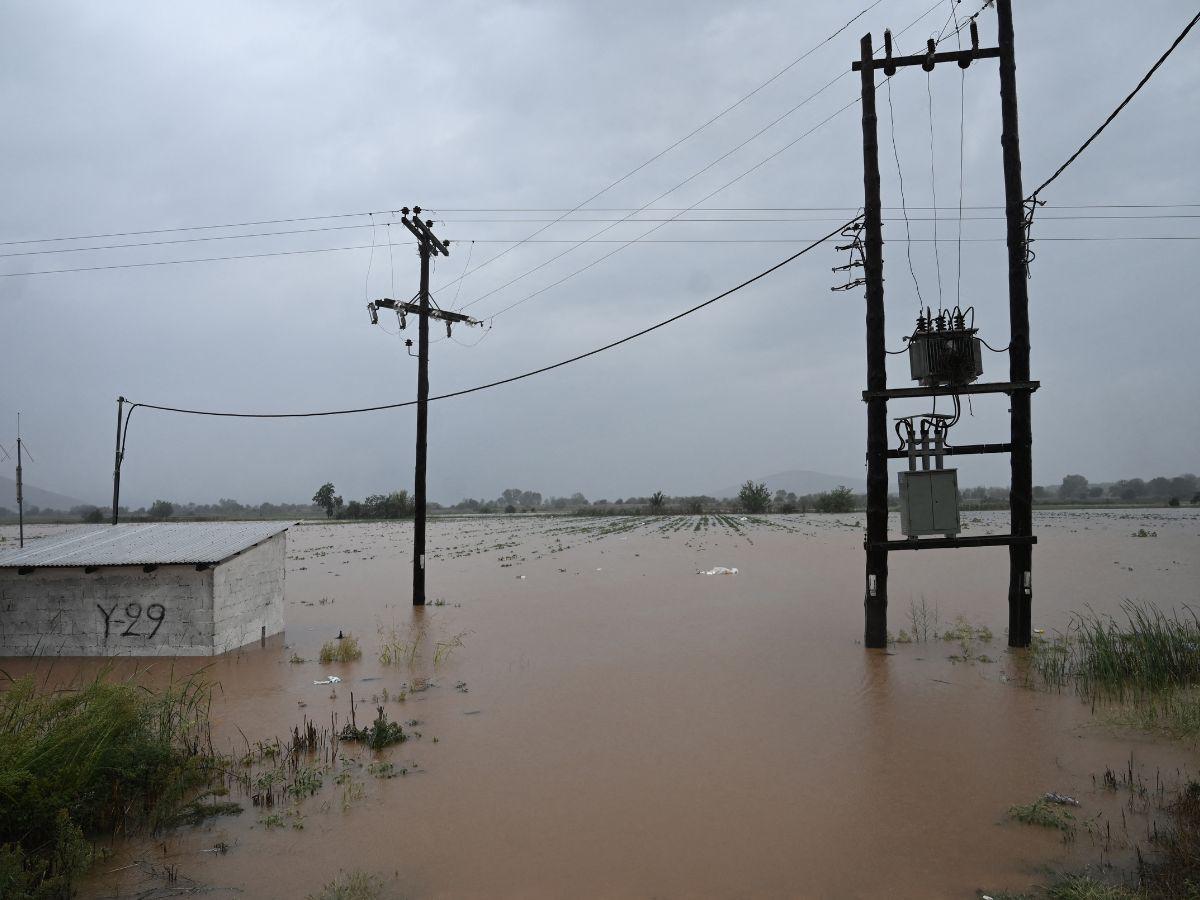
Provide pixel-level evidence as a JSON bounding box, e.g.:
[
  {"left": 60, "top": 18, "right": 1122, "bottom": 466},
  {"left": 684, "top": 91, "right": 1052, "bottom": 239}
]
[
  {"left": 319, "top": 634, "right": 362, "bottom": 664},
  {"left": 0, "top": 671, "right": 223, "bottom": 898},
  {"left": 1030, "top": 601, "right": 1200, "bottom": 705}
]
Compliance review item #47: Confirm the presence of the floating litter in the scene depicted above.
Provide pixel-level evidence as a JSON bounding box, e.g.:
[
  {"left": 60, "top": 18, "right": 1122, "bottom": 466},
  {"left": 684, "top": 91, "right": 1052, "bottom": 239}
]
[
  {"left": 698, "top": 566, "right": 739, "bottom": 576},
  {"left": 313, "top": 675, "right": 342, "bottom": 685},
  {"left": 1043, "top": 791, "right": 1081, "bottom": 807}
]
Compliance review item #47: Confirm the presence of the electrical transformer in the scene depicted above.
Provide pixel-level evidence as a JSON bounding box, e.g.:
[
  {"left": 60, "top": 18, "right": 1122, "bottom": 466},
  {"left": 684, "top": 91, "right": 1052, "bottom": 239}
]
[
  {"left": 908, "top": 308, "right": 983, "bottom": 387},
  {"left": 899, "top": 468, "right": 960, "bottom": 537}
]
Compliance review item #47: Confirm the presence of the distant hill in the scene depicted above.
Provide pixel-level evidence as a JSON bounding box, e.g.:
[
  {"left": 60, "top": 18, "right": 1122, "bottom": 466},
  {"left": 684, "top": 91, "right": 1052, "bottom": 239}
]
[
  {"left": 712, "top": 469, "right": 866, "bottom": 499},
  {"left": 0, "top": 475, "right": 91, "bottom": 512}
]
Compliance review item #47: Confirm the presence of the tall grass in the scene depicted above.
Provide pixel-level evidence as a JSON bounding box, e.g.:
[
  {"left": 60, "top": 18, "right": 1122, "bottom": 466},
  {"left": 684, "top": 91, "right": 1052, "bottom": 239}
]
[
  {"left": 1030, "top": 601, "right": 1200, "bottom": 701},
  {"left": 319, "top": 634, "right": 362, "bottom": 664},
  {"left": 0, "top": 670, "right": 222, "bottom": 897}
]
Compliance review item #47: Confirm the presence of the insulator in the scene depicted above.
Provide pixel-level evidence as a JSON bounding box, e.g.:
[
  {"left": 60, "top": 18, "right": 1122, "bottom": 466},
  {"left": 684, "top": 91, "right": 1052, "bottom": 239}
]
[
  {"left": 884, "top": 29, "right": 896, "bottom": 77},
  {"left": 922, "top": 38, "right": 936, "bottom": 72}
]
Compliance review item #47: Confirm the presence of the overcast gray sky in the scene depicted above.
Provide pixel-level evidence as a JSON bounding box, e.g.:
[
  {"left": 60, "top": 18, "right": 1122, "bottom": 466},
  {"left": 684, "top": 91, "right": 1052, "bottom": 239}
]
[{"left": 2, "top": 0, "right": 1197, "bottom": 507}]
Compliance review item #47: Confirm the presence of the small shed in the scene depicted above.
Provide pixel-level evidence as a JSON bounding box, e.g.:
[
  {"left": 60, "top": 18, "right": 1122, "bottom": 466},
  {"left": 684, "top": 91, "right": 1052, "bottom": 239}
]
[{"left": 0, "top": 522, "right": 292, "bottom": 657}]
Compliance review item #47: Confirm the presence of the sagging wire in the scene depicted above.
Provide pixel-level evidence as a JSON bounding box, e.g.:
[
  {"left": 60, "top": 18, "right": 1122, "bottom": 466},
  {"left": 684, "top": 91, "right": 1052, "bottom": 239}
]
[
  {"left": 451, "top": 240, "right": 475, "bottom": 310},
  {"left": 885, "top": 42, "right": 925, "bottom": 310},
  {"left": 1022, "top": 8, "right": 1199, "bottom": 276},
  {"left": 363, "top": 212, "right": 378, "bottom": 301},
  {"left": 450, "top": 319, "right": 494, "bottom": 348},
  {"left": 926, "top": 72, "right": 944, "bottom": 311},
  {"left": 386, "top": 223, "right": 397, "bottom": 300},
  {"left": 830, "top": 217, "right": 866, "bottom": 292},
  {"left": 1021, "top": 195, "right": 1045, "bottom": 275},
  {"left": 952, "top": 0, "right": 967, "bottom": 307}
]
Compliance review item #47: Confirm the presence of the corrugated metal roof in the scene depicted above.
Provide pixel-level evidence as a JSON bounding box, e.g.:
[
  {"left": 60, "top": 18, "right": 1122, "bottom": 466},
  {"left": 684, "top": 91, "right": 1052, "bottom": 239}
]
[{"left": 0, "top": 522, "right": 293, "bottom": 568}]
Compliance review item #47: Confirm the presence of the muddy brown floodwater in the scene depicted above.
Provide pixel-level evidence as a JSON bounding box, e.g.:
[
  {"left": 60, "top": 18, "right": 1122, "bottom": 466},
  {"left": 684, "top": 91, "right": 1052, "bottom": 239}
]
[{"left": 4, "top": 509, "right": 1200, "bottom": 898}]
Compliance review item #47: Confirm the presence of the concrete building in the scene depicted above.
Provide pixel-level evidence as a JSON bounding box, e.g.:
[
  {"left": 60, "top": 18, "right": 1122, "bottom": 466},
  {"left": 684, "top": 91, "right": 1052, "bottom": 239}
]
[{"left": 0, "top": 521, "right": 291, "bottom": 657}]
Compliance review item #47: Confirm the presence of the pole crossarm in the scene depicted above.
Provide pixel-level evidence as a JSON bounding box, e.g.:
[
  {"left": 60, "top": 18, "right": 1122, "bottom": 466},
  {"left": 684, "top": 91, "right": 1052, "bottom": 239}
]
[
  {"left": 868, "top": 535, "right": 1038, "bottom": 552},
  {"left": 400, "top": 209, "right": 449, "bottom": 256},
  {"left": 373, "top": 298, "right": 481, "bottom": 326},
  {"left": 861, "top": 380, "right": 1039, "bottom": 401},
  {"left": 853, "top": 47, "right": 999, "bottom": 71},
  {"left": 885, "top": 441, "right": 1012, "bottom": 459}
]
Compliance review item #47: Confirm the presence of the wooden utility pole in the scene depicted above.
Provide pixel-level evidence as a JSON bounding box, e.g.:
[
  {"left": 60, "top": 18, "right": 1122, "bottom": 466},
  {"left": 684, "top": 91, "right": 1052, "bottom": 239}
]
[
  {"left": 853, "top": 0, "right": 1038, "bottom": 648},
  {"left": 997, "top": 0, "right": 1034, "bottom": 647},
  {"left": 859, "top": 33, "right": 889, "bottom": 649},
  {"left": 368, "top": 207, "right": 481, "bottom": 606},
  {"left": 112, "top": 396, "right": 125, "bottom": 525}
]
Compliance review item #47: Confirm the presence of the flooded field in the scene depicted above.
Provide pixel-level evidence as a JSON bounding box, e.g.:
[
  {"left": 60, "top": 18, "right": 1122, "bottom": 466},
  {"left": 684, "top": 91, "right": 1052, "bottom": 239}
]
[{"left": 4, "top": 508, "right": 1199, "bottom": 898}]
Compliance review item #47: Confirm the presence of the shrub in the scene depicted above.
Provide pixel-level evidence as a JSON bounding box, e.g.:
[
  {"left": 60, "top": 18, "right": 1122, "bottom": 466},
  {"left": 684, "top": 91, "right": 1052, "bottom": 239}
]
[{"left": 814, "top": 486, "right": 855, "bottom": 513}]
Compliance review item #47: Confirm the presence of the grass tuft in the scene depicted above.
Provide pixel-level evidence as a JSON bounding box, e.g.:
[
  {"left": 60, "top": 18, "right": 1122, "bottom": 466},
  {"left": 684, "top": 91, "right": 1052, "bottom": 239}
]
[
  {"left": 319, "top": 635, "right": 362, "bottom": 664},
  {"left": 1008, "top": 799, "right": 1077, "bottom": 838},
  {"left": 306, "top": 870, "right": 383, "bottom": 900}
]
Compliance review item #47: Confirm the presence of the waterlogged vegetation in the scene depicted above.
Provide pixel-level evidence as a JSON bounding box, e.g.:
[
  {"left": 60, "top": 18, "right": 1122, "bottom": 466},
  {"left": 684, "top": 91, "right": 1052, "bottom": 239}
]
[
  {"left": 319, "top": 634, "right": 362, "bottom": 664},
  {"left": 1028, "top": 601, "right": 1200, "bottom": 737},
  {"left": 0, "top": 664, "right": 439, "bottom": 898},
  {"left": 991, "top": 599, "right": 1200, "bottom": 898},
  {"left": 0, "top": 671, "right": 226, "bottom": 898}
]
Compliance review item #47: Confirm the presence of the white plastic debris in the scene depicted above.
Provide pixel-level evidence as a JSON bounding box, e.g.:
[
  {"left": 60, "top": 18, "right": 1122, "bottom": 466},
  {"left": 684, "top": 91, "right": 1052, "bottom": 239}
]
[
  {"left": 739, "top": 516, "right": 748, "bottom": 521},
  {"left": 1043, "top": 792, "right": 1081, "bottom": 807},
  {"left": 698, "top": 566, "right": 739, "bottom": 576},
  {"left": 313, "top": 675, "right": 342, "bottom": 685}
]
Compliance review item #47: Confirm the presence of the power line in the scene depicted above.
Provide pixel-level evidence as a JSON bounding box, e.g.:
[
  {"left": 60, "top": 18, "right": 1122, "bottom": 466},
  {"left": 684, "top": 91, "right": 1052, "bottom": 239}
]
[
  {"left": 118, "top": 221, "right": 855, "bottom": 428},
  {"left": 4, "top": 232, "right": 1197, "bottom": 277},
  {"left": 4, "top": 210, "right": 1199, "bottom": 261},
  {"left": 481, "top": 100, "right": 868, "bottom": 320},
  {"left": 1028, "top": 9, "right": 1200, "bottom": 200},
  {"left": 428, "top": 0, "right": 897, "bottom": 297},
  {"left": 457, "top": 72, "right": 853, "bottom": 311},
  {"left": 453, "top": 0, "right": 956, "bottom": 315}
]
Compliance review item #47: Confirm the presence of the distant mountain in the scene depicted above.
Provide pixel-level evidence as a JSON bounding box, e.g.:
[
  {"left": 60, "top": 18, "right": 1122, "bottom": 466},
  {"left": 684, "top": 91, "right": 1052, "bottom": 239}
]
[
  {"left": 711, "top": 469, "right": 866, "bottom": 499},
  {"left": 0, "top": 475, "right": 92, "bottom": 513}
]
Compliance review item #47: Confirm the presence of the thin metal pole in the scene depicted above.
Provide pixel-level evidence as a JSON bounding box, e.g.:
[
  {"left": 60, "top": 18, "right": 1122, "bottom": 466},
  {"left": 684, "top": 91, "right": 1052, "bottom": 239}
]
[
  {"left": 412, "top": 240, "right": 430, "bottom": 606},
  {"left": 16, "top": 435, "right": 24, "bottom": 549},
  {"left": 860, "top": 33, "right": 889, "bottom": 648},
  {"left": 997, "top": 0, "right": 1033, "bottom": 647},
  {"left": 112, "top": 396, "right": 125, "bottom": 525}
]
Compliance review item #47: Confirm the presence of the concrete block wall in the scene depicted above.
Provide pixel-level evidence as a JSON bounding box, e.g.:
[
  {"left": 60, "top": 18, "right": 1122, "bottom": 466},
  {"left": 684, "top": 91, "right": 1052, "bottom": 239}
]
[
  {"left": 0, "top": 531, "right": 287, "bottom": 657},
  {"left": 0, "top": 566, "right": 215, "bottom": 656},
  {"left": 212, "top": 533, "right": 286, "bottom": 653}
]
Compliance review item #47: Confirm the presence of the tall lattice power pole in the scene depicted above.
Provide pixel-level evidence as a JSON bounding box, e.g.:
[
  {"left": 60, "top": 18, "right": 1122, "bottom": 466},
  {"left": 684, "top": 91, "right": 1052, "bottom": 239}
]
[{"left": 368, "top": 206, "right": 482, "bottom": 605}]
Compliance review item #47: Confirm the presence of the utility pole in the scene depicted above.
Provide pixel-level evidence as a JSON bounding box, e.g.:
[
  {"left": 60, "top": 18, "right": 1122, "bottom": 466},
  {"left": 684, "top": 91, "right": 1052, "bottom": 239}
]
[
  {"left": 852, "top": 0, "right": 1038, "bottom": 648},
  {"left": 859, "top": 32, "right": 889, "bottom": 650},
  {"left": 15, "top": 413, "right": 26, "bottom": 548},
  {"left": 997, "top": 0, "right": 1034, "bottom": 648},
  {"left": 112, "top": 396, "right": 125, "bottom": 525},
  {"left": 367, "top": 206, "right": 482, "bottom": 605}
]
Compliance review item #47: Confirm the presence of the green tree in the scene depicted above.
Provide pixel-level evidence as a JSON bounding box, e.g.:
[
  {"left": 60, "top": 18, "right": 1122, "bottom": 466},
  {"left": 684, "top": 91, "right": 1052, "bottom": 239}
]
[
  {"left": 814, "top": 486, "right": 855, "bottom": 513},
  {"left": 738, "top": 481, "right": 771, "bottom": 513},
  {"left": 1059, "top": 474, "right": 1089, "bottom": 500},
  {"left": 649, "top": 491, "right": 667, "bottom": 513},
  {"left": 312, "top": 483, "right": 337, "bottom": 517},
  {"left": 148, "top": 499, "right": 174, "bottom": 520}
]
